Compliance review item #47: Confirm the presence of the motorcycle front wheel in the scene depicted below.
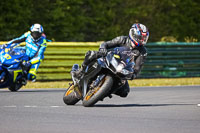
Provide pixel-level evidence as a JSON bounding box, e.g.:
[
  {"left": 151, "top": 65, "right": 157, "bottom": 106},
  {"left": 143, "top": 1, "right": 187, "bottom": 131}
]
[
  {"left": 63, "top": 83, "right": 82, "bottom": 105},
  {"left": 82, "top": 75, "right": 113, "bottom": 107},
  {"left": 8, "top": 83, "right": 22, "bottom": 92}
]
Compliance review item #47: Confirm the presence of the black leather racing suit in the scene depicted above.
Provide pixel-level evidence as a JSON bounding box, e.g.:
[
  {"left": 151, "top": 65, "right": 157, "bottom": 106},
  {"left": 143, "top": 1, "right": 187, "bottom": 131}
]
[{"left": 82, "top": 36, "right": 147, "bottom": 97}]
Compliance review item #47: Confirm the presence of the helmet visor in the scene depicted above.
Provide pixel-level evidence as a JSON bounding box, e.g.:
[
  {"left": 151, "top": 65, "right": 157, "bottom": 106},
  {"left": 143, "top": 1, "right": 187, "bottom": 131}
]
[
  {"left": 31, "top": 31, "right": 42, "bottom": 40},
  {"left": 134, "top": 33, "right": 148, "bottom": 45}
]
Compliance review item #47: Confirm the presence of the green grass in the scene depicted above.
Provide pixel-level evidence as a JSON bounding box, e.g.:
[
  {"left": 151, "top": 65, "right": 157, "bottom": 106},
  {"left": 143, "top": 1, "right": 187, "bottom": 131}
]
[{"left": 21, "top": 77, "right": 200, "bottom": 89}]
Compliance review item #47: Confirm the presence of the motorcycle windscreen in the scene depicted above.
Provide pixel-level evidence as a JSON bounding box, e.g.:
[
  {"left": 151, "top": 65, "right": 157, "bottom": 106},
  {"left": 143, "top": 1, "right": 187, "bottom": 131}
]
[{"left": 112, "top": 47, "right": 135, "bottom": 67}]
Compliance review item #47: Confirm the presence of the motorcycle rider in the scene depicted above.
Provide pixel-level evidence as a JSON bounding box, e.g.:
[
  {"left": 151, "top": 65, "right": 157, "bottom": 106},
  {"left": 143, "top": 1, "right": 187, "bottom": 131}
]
[
  {"left": 3, "top": 23, "right": 47, "bottom": 84},
  {"left": 74, "top": 23, "right": 149, "bottom": 97}
]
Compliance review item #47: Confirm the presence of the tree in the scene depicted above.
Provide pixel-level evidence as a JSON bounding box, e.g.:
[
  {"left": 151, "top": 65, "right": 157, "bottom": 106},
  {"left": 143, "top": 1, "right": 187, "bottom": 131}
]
[{"left": 0, "top": 0, "right": 199, "bottom": 42}]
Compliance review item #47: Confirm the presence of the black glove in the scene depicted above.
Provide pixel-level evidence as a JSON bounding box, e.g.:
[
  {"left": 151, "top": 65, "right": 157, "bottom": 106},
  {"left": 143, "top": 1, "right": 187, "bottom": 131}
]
[
  {"left": 99, "top": 48, "right": 107, "bottom": 56},
  {"left": 22, "top": 61, "right": 32, "bottom": 70},
  {"left": 130, "top": 74, "right": 136, "bottom": 80}
]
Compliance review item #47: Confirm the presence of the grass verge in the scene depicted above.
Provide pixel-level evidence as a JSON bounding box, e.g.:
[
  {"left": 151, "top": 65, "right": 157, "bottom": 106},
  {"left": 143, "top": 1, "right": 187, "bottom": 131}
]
[{"left": 22, "top": 77, "right": 200, "bottom": 89}]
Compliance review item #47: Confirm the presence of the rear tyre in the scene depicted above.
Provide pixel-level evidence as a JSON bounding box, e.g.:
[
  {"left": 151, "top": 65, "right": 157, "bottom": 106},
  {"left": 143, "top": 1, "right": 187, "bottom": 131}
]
[
  {"left": 82, "top": 75, "right": 113, "bottom": 107},
  {"left": 63, "top": 83, "right": 82, "bottom": 105}
]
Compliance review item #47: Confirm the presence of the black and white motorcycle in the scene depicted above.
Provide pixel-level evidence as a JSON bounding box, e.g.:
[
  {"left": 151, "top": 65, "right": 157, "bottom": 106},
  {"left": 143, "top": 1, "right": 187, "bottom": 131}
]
[{"left": 63, "top": 46, "right": 135, "bottom": 107}]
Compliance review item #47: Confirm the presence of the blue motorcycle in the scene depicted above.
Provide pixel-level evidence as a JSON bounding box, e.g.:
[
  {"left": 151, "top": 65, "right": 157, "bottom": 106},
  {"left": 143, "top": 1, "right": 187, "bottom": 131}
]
[{"left": 0, "top": 45, "right": 29, "bottom": 91}]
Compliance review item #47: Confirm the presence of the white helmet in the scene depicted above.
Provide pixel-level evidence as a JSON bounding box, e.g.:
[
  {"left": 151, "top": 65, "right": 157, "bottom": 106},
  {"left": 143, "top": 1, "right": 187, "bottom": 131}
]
[{"left": 30, "top": 23, "right": 44, "bottom": 41}]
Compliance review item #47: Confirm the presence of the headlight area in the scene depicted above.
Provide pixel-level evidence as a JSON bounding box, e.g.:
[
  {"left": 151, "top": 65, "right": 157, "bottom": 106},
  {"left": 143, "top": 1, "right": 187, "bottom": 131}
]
[
  {"left": 110, "top": 57, "right": 133, "bottom": 78},
  {"left": 121, "top": 68, "right": 131, "bottom": 75},
  {"left": 116, "top": 64, "right": 124, "bottom": 72},
  {"left": 117, "top": 64, "right": 133, "bottom": 78},
  {"left": 118, "top": 68, "right": 133, "bottom": 79}
]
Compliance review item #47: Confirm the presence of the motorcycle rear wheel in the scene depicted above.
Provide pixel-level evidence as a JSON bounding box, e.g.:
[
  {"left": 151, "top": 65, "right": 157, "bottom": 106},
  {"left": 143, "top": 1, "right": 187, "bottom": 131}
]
[
  {"left": 82, "top": 75, "right": 113, "bottom": 107},
  {"left": 63, "top": 83, "right": 82, "bottom": 105}
]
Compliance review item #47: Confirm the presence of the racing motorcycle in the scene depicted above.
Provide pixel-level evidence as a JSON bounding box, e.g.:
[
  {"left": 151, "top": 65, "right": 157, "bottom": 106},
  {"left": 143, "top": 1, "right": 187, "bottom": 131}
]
[
  {"left": 0, "top": 45, "right": 29, "bottom": 91},
  {"left": 63, "top": 46, "right": 135, "bottom": 107}
]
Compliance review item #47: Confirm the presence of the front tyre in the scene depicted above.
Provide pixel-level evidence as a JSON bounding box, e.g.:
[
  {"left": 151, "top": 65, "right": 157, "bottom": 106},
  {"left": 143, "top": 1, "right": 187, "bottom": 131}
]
[
  {"left": 8, "top": 83, "right": 22, "bottom": 92},
  {"left": 82, "top": 75, "right": 113, "bottom": 107},
  {"left": 63, "top": 83, "right": 82, "bottom": 105}
]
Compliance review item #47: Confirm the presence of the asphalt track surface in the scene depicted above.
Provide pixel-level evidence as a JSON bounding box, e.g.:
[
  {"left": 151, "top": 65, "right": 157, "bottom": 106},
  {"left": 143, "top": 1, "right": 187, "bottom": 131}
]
[{"left": 0, "top": 86, "right": 200, "bottom": 133}]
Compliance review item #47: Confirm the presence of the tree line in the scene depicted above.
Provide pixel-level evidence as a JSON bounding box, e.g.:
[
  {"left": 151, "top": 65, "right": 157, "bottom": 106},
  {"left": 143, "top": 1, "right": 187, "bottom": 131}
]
[{"left": 0, "top": 0, "right": 199, "bottom": 42}]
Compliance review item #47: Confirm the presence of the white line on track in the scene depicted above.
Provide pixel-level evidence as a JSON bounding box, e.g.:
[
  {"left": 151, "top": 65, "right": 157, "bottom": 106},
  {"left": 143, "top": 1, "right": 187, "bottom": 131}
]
[
  {"left": 2, "top": 105, "right": 64, "bottom": 108},
  {"left": 24, "top": 106, "right": 37, "bottom": 108},
  {"left": 3, "top": 106, "right": 17, "bottom": 108},
  {"left": 50, "top": 106, "right": 63, "bottom": 108}
]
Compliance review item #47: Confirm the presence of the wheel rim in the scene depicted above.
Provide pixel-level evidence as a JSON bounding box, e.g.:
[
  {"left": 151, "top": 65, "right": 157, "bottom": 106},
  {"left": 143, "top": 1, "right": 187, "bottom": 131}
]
[
  {"left": 84, "top": 77, "right": 106, "bottom": 101},
  {"left": 65, "top": 84, "right": 82, "bottom": 97},
  {"left": 65, "top": 85, "right": 75, "bottom": 96}
]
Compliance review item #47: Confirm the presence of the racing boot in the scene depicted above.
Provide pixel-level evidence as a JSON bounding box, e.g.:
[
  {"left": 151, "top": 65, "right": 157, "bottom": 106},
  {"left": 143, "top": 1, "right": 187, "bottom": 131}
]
[
  {"left": 21, "top": 61, "right": 32, "bottom": 85},
  {"left": 73, "top": 64, "right": 86, "bottom": 79}
]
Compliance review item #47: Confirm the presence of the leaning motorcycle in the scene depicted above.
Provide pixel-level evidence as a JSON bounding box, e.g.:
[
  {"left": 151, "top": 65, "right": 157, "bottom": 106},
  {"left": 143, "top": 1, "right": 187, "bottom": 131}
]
[
  {"left": 0, "top": 45, "right": 29, "bottom": 91},
  {"left": 63, "top": 46, "right": 135, "bottom": 107}
]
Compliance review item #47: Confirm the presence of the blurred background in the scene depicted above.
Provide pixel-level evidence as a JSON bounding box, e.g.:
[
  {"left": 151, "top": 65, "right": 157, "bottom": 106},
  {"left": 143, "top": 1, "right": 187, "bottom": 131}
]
[
  {"left": 0, "top": 0, "right": 200, "bottom": 82},
  {"left": 0, "top": 0, "right": 199, "bottom": 42}
]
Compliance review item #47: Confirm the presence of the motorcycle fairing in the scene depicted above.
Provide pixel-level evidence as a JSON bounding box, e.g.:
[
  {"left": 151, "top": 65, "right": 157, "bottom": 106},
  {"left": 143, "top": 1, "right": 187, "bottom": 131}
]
[
  {"left": 0, "top": 47, "right": 27, "bottom": 89},
  {"left": 0, "top": 47, "right": 28, "bottom": 69}
]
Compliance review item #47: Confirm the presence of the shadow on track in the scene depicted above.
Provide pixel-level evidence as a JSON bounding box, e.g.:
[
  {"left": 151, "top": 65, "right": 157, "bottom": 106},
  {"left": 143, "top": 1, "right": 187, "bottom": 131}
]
[{"left": 94, "top": 103, "right": 195, "bottom": 107}]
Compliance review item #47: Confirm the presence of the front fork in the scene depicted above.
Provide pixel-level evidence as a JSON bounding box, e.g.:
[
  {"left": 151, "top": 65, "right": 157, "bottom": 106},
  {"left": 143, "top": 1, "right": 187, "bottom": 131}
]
[
  {"left": 90, "top": 74, "right": 105, "bottom": 89},
  {"left": 71, "top": 63, "right": 103, "bottom": 99},
  {"left": 82, "top": 74, "right": 106, "bottom": 98}
]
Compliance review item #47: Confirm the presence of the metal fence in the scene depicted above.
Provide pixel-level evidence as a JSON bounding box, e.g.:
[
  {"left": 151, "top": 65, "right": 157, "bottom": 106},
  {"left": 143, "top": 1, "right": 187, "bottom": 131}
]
[
  {"left": 1, "top": 42, "right": 200, "bottom": 81},
  {"left": 140, "top": 42, "right": 200, "bottom": 78}
]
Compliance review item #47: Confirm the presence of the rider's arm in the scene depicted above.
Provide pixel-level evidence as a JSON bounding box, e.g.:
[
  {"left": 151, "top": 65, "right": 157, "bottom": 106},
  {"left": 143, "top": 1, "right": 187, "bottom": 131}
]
[
  {"left": 132, "top": 46, "right": 148, "bottom": 79},
  {"left": 6, "top": 31, "right": 30, "bottom": 48},
  {"left": 100, "top": 36, "right": 127, "bottom": 49},
  {"left": 29, "top": 39, "right": 47, "bottom": 64}
]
